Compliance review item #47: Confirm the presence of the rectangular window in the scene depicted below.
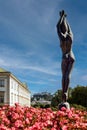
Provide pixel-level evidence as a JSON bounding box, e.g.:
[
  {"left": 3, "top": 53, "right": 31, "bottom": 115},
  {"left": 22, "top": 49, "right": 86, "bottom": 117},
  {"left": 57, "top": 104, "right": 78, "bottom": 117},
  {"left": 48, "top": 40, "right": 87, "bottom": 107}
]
[
  {"left": 0, "top": 80, "right": 5, "bottom": 87},
  {"left": 14, "top": 94, "right": 16, "bottom": 102},
  {"left": 11, "top": 81, "right": 13, "bottom": 89},
  {"left": 11, "top": 93, "right": 13, "bottom": 104},
  {"left": 0, "top": 96, "right": 4, "bottom": 103},
  {"left": 0, "top": 92, "right": 4, "bottom": 103}
]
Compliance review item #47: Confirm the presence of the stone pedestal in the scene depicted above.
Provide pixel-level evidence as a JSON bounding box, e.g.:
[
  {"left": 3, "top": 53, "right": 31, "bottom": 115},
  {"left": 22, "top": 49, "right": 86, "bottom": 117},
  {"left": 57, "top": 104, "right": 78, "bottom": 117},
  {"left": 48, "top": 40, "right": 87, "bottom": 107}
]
[{"left": 58, "top": 102, "right": 70, "bottom": 110}]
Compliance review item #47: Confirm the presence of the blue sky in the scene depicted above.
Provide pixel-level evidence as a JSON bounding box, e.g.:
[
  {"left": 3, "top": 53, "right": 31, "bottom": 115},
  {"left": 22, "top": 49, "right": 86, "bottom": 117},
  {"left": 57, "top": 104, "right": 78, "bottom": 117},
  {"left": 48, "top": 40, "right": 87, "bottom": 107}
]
[{"left": 0, "top": 0, "right": 87, "bottom": 94}]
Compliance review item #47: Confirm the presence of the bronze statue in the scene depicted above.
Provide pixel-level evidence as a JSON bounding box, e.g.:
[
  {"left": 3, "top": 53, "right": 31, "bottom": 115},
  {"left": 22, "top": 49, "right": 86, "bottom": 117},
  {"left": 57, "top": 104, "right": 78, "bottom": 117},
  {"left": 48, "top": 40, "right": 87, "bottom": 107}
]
[{"left": 56, "top": 10, "right": 75, "bottom": 108}]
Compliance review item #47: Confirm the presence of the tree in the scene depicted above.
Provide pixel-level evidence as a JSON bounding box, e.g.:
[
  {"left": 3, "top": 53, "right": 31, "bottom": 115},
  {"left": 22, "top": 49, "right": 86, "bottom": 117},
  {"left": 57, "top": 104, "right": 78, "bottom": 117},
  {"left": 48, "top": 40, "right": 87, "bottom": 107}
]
[
  {"left": 51, "top": 90, "right": 62, "bottom": 107},
  {"left": 69, "top": 85, "right": 87, "bottom": 107}
]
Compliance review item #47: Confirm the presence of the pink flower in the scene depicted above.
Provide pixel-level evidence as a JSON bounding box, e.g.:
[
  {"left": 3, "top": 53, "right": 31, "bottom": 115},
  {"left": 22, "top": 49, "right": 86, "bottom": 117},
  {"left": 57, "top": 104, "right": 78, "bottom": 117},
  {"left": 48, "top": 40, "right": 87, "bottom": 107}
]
[
  {"left": 12, "top": 112, "right": 19, "bottom": 120},
  {"left": 0, "top": 104, "right": 86, "bottom": 129},
  {"left": 25, "top": 118, "right": 30, "bottom": 124},
  {"left": 11, "top": 127, "right": 16, "bottom": 130},
  {"left": 0, "top": 124, "right": 7, "bottom": 130},
  {"left": 61, "top": 107, "right": 66, "bottom": 111},
  {"left": 14, "top": 120, "right": 23, "bottom": 128},
  {"left": 62, "top": 125, "right": 68, "bottom": 130}
]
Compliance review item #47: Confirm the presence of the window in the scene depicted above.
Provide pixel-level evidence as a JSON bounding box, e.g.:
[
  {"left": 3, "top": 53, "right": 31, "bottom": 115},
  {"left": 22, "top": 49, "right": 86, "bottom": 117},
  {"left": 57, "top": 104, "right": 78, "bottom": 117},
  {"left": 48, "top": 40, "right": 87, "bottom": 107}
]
[
  {"left": 14, "top": 94, "right": 16, "bottom": 102},
  {"left": 0, "top": 92, "right": 4, "bottom": 103},
  {"left": 11, "top": 81, "right": 13, "bottom": 89},
  {"left": 0, "top": 96, "right": 4, "bottom": 103},
  {"left": 0, "top": 95, "right": 4, "bottom": 103},
  {"left": 11, "top": 93, "right": 13, "bottom": 104},
  {"left": 0, "top": 80, "right": 5, "bottom": 87}
]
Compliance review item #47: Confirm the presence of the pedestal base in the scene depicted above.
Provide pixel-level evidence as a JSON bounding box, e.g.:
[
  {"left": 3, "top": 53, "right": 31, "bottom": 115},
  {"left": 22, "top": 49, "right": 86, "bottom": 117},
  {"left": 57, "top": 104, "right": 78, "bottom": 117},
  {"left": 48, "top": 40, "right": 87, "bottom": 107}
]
[{"left": 58, "top": 102, "right": 70, "bottom": 110}]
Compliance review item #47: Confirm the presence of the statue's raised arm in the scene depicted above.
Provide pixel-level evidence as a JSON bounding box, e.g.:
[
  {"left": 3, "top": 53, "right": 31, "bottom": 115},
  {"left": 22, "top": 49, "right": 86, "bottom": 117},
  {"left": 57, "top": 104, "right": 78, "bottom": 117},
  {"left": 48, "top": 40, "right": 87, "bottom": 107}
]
[{"left": 56, "top": 10, "right": 73, "bottom": 42}]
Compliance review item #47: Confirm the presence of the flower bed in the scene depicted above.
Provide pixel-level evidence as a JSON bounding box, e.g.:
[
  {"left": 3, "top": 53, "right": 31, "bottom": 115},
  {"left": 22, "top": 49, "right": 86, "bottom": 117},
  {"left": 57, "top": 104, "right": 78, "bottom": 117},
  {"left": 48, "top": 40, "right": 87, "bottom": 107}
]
[{"left": 0, "top": 103, "right": 87, "bottom": 130}]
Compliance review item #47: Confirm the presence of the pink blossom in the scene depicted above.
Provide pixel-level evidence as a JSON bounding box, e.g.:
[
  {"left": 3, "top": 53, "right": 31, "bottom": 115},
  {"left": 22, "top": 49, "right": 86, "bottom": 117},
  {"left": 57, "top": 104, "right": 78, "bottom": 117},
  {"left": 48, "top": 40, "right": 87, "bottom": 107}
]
[
  {"left": 25, "top": 118, "right": 30, "bottom": 124},
  {"left": 14, "top": 120, "right": 23, "bottom": 128},
  {"left": 62, "top": 125, "right": 68, "bottom": 130},
  {"left": 0, "top": 104, "right": 86, "bottom": 129}
]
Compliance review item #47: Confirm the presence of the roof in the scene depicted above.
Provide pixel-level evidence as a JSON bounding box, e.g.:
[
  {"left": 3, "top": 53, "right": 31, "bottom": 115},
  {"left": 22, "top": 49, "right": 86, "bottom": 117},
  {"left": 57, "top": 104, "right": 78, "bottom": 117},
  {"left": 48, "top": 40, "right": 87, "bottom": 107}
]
[
  {"left": 0, "top": 68, "right": 10, "bottom": 73},
  {"left": 0, "top": 67, "right": 30, "bottom": 93}
]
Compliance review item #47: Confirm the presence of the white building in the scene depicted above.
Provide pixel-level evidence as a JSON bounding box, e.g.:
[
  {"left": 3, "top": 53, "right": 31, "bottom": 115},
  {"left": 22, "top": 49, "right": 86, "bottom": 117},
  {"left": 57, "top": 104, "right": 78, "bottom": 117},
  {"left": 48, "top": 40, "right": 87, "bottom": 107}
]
[{"left": 0, "top": 68, "right": 31, "bottom": 107}]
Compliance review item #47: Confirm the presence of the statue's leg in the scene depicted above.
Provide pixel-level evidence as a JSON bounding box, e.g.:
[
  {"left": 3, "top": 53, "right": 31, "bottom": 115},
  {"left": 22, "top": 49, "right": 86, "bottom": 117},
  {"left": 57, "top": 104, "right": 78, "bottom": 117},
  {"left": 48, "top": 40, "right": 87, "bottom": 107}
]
[
  {"left": 61, "top": 57, "right": 75, "bottom": 102},
  {"left": 61, "top": 58, "right": 69, "bottom": 102}
]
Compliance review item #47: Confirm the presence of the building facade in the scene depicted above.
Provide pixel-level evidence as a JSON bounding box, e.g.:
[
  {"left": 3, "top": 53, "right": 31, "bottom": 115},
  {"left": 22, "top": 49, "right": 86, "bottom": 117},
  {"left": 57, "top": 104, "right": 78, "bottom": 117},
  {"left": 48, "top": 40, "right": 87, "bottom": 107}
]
[{"left": 0, "top": 68, "right": 31, "bottom": 106}]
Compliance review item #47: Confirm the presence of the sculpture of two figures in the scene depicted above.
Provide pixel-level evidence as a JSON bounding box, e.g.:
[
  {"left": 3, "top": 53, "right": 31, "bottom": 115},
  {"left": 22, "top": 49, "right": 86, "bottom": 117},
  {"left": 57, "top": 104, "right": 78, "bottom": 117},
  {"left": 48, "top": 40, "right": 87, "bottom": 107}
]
[{"left": 56, "top": 10, "right": 75, "bottom": 109}]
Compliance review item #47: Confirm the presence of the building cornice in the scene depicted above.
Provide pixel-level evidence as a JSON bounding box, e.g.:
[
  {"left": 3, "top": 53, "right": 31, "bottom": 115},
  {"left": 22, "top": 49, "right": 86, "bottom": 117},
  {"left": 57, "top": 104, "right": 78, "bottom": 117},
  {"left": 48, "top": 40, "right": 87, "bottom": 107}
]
[{"left": 0, "top": 69, "right": 30, "bottom": 93}]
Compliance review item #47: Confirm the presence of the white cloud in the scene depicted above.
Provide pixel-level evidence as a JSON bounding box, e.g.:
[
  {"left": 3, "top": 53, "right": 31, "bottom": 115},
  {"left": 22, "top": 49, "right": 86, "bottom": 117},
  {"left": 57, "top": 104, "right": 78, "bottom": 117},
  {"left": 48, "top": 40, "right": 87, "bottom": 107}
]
[
  {"left": 82, "top": 75, "right": 87, "bottom": 81},
  {"left": 25, "top": 79, "right": 47, "bottom": 85},
  {"left": 0, "top": 59, "right": 60, "bottom": 76},
  {"left": 0, "top": 48, "right": 60, "bottom": 77}
]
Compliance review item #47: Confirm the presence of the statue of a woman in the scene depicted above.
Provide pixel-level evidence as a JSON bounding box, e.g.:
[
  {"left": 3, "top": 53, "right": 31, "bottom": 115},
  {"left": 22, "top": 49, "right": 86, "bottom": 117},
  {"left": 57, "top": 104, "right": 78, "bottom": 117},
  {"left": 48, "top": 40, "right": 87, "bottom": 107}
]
[{"left": 56, "top": 10, "right": 75, "bottom": 103}]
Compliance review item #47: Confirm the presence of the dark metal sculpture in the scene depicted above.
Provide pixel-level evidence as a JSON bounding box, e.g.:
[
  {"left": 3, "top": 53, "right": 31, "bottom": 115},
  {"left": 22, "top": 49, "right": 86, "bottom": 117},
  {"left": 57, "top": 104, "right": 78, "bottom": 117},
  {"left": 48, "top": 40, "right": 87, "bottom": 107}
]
[{"left": 56, "top": 10, "right": 75, "bottom": 109}]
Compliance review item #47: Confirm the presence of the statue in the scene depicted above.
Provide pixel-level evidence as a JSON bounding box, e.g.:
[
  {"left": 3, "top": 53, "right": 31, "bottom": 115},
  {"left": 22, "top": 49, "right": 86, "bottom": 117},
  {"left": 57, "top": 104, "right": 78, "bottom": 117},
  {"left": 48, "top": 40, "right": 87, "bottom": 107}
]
[{"left": 56, "top": 10, "right": 75, "bottom": 109}]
